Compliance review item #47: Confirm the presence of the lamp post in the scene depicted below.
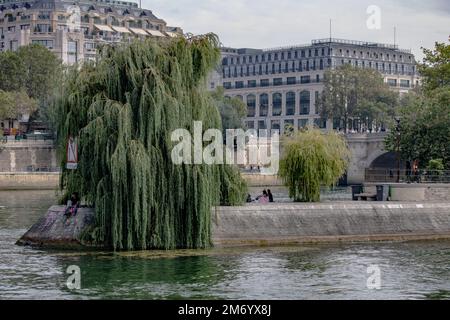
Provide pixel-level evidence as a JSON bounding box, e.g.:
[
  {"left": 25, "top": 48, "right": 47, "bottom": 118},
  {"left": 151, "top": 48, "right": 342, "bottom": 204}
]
[{"left": 395, "top": 117, "right": 401, "bottom": 183}]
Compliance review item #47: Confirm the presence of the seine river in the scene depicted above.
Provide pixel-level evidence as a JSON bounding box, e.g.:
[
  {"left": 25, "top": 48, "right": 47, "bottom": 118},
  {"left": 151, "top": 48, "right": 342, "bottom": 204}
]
[{"left": 0, "top": 190, "right": 449, "bottom": 300}]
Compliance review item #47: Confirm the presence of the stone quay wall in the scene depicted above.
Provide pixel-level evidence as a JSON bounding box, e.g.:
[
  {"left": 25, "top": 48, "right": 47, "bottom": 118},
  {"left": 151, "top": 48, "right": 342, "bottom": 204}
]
[
  {"left": 18, "top": 202, "right": 450, "bottom": 248},
  {"left": 212, "top": 202, "right": 450, "bottom": 246}
]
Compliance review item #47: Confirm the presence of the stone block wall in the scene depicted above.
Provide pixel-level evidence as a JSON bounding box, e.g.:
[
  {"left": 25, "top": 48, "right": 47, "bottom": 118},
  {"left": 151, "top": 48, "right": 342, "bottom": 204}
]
[{"left": 0, "top": 141, "right": 57, "bottom": 172}]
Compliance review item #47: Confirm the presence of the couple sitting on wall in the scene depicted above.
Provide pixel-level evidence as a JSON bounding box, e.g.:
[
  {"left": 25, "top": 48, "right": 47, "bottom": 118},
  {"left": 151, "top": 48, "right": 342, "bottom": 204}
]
[{"left": 247, "top": 189, "right": 274, "bottom": 204}]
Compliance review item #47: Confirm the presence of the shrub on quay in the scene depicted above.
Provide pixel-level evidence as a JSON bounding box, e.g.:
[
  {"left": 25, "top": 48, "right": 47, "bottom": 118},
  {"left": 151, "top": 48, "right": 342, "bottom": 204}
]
[{"left": 279, "top": 128, "right": 350, "bottom": 202}]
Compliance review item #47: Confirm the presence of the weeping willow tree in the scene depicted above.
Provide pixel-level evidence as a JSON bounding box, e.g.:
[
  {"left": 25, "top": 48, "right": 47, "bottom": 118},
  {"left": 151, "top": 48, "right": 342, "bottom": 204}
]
[
  {"left": 55, "top": 34, "right": 247, "bottom": 250},
  {"left": 279, "top": 127, "right": 350, "bottom": 202}
]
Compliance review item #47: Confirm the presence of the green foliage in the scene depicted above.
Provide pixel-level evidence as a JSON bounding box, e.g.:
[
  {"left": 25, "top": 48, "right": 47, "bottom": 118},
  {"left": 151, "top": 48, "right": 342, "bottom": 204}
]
[
  {"left": 55, "top": 34, "right": 247, "bottom": 251},
  {"left": 0, "top": 44, "right": 62, "bottom": 124},
  {"left": 0, "top": 51, "right": 26, "bottom": 92},
  {"left": 318, "top": 64, "right": 398, "bottom": 131},
  {"left": 279, "top": 128, "right": 350, "bottom": 202},
  {"left": 385, "top": 41, "right": 450, "bottom": 169},
  {"left": 419, "top": 41, "right": 450, "bottom": 92},
  {"left": 211, "top": 87, "right": 247, "bottom": 134},
  {"left": 219, "top": 164, "right": 248, "bottom": 206},
  {"left": 0, "top": 90, "right": 38, "bottom": 119},
  {"left": 427, "top": 159, "right": 444, "bottom": 171}
]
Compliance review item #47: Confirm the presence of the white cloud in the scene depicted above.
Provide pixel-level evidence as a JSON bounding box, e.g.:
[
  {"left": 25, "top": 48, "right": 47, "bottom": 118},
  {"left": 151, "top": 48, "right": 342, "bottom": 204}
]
[{"left": 143, "top": 0, "right": 450, "bottom": 61}]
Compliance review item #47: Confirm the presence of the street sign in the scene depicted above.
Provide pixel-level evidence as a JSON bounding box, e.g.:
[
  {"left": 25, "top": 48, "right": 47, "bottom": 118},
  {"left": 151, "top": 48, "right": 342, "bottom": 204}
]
[{"left": 66, "top": 136, "right": 78, "bottom": 170}]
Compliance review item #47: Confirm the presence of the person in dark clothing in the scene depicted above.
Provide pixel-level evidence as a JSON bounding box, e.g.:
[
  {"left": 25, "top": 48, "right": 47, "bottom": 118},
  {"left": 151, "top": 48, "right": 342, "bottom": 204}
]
[
  {"left": 267, "top": 189, "right": 274, "bottom": 202},
  {"left": 64, "top": 192, "right": 80, "bottom": 218}
]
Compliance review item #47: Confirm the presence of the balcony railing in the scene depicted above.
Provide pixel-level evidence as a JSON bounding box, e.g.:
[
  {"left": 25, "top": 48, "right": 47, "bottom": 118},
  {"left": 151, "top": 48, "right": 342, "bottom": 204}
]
[
  {"left": 224, "top": 79, "right": 323, "bottom": 90},
  {"left": 365, "top": 168, "right": 450, "bottom": 183}
]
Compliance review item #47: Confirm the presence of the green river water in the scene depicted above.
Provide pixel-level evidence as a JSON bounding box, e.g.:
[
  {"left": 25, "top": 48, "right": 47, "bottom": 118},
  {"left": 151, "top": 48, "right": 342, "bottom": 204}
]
[{"left": 0, "top": 190, "right": 449, "bottom": 300}]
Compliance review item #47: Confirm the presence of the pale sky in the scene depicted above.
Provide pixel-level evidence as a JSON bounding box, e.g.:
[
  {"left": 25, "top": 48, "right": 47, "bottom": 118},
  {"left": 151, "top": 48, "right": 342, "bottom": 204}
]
[{"left": 142, "top": 0, "right": 449, "bottom": 61}]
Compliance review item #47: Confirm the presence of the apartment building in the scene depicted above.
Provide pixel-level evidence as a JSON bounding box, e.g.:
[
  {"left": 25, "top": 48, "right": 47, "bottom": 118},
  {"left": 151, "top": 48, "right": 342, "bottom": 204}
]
[
  {"left": 0, "top": 0, "right": 182, "bottom": 64},
  {"left": 211, "top": 38, "right": 420, "bottom": 132}
]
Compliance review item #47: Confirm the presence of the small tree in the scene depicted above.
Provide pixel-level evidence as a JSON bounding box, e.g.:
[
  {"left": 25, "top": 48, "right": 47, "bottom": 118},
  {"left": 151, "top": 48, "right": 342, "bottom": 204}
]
[
  {"left": 279, "top": 128, "right": 350, "bottom": 202},
  {"left": 317, "top": 64, "right": 398, "bottom": 132},
  {"left": 0, "top": 90, "right": 38, "bottom": 120}
]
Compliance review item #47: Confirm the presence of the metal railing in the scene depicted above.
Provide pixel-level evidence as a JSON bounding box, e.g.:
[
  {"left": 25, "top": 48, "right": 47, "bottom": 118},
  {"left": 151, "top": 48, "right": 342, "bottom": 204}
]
[
  {"left": 22, "top": 165, "right": 60, "bottom": 173},
  {"left": 365, "top": 168, "right": 450, "bottom": 183}
]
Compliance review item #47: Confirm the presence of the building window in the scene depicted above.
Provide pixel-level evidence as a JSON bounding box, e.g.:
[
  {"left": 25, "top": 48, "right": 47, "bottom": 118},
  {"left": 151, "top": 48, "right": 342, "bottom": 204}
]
[
  {"left": 287, "top": 77, "right": 296, "bottom": 85},
  {"left": 284, "top": 119, "right": 294, "bottom": 131},
  {"left": 260, "top": 79, "right": 269, "bottom": 87},
  {"left": 31, "top": 39, "right": 54, "bottom": 49},
  {"left": 314, "top": 118, "right": 327, "bottom": 129},
  {"left": 235, "top": 81, "right": 244, "bottom": 89},
  {"left": 300, "top": 91, "right": 310, "bottom": 115},
  {"left": 387, "top": 79, "right": 397, "bottom": 87},
  {"left": 35, "top": 24, "right": 51, "bottom": 32},
  {"left": 258, "top": 120, "right": 267, "bottom": 130},
  {"left": 300, "top": 75, "right": 310, "bottom": 84},
  {"left": 271, "top": 120, "right": 281, "bottom": 132},
  {"left": 333, "top": 118, "right": 342, "bottom": 130},
  {"left": 67, "top": 40, "right": 78, "bottom": 64},
  {"left": 273, "top": 78, "right": 283, "bottom": 86},
  {"left": 259, "top": 94, "right": 269, "bottom": 116},
  {"left": 9, "top": 40, "right": 18, "bottom": 51},
  {"left": 400, "top": 79, "right": 410, "bottom": 88},
  {"left": 315, "top": 91, "right": 320, "bottom": 114},
  {"left": 248, "top": 80, "right": 256, "bottom": 88},
  {"left": 316, "top": 74, "right": 320, "bottom": 83},
  {"left": 286, "top": 92, "right": 296, "bottom": 116},
  {"left": 246, "top": 94, "right": 256, "bottom": 117},
  {"left": 298, "top": 119, "right": 308, "bottom": 129},
  {"left": 246, "top": 120, "right": 254, "bottom": 129},
  {"left": 223, "top": 82, "right": 232, "bottom": 89},
  {"left": 272, "top": 93, "right": 282, "bottom": 116}
]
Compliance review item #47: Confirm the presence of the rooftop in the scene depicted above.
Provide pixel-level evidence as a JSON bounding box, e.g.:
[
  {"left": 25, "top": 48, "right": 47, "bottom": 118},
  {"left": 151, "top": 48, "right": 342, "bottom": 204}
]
[
  {"left": 223, "top": 38, "right": 412, "bottom": 55},
  {"left": 0, "top": 0, "right": 140, "bottom": 9}
]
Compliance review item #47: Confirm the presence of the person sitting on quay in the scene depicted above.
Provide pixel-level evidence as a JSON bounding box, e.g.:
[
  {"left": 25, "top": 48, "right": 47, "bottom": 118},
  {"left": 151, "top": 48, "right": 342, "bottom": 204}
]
[
  {"left": 64, "top": 192, "right": 80, "bottom": 218},
  {"left": 256, "top": 190, "right": 269, "bottom": 204},
  {"left": 267, "top": 189, "right": 274, "bottom": 203}
]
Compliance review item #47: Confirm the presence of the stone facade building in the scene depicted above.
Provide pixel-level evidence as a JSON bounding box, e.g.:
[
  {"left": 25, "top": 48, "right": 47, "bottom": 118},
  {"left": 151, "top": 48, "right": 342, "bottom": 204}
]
[
  {"left": 0, "top": 0, "right": 182, "bottom": 64},
  {"left": 211, "top": 38, "right": 420, "bottom": 133}
]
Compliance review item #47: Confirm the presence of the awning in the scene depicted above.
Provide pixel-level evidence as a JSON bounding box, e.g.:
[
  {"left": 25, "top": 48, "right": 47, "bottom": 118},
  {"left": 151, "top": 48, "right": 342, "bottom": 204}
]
[
  {"left": 111, "top": 26, "right": 131, "bottom": 34},
  {"left": 165, "top": 31, "right": 179, "bottom": 38},
  {"left": 94, "top": 24, "right": 114, "bottom": 32},
  {"left": 129, "top": 28, "right": 148, "bottom": 36},
  {"left": 146, "top": 29, "right": 165, "bottom": 37}
]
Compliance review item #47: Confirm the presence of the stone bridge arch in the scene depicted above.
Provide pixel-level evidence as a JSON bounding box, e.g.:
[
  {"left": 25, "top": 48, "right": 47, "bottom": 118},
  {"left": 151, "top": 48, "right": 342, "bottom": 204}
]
[{"left": 345, "top": 132, "right": 390, "bottom": 184}]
